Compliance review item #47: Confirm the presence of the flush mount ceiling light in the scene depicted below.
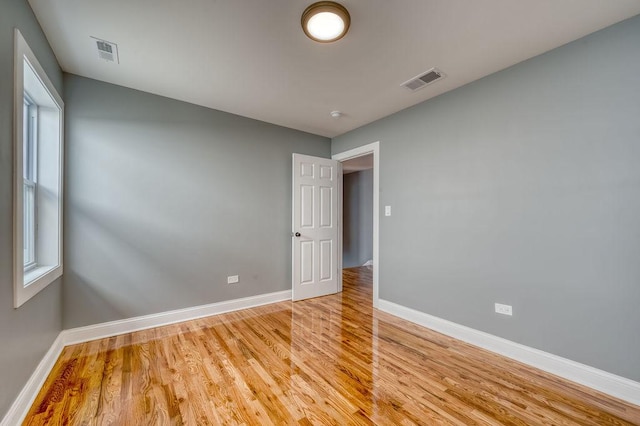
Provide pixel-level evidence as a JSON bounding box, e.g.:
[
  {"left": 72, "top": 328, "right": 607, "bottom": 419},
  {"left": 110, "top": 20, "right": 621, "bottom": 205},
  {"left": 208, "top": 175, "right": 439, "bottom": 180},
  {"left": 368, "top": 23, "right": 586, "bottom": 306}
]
[{"left": 302, "top": 2, "right": 351, "bottom": 43}]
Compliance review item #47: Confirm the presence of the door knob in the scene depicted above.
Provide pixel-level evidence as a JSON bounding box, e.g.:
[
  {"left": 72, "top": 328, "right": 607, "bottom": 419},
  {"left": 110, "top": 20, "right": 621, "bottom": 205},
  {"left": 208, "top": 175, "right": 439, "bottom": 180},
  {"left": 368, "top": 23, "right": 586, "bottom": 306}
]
[{"left": 294, "top": 232, "right": 301, "bottom": 237}]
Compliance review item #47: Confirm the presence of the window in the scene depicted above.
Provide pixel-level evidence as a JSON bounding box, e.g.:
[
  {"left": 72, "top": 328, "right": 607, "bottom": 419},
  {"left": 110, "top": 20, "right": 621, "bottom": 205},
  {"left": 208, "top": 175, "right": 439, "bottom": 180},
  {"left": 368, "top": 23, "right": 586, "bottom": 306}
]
[
  {"left": 23, "top": 94, "right": 37, "bottom": 269},
  {"left": 13, "top": 29, "right": 64, "bottom": 308}
]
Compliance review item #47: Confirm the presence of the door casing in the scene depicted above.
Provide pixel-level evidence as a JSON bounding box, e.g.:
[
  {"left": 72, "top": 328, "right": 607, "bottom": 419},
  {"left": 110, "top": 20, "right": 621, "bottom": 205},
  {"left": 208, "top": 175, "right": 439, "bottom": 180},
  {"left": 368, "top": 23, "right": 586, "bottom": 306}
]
[{"left": 332, "top": 141, "right": 380, "bottom": 307}]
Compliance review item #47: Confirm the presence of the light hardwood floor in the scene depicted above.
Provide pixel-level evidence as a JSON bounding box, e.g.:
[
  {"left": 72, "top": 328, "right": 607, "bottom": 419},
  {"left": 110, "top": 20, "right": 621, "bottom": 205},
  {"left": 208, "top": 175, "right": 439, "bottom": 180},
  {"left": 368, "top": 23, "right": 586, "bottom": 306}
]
[{"left": 25, "top": 267, "right": 640, "bottom": 425}]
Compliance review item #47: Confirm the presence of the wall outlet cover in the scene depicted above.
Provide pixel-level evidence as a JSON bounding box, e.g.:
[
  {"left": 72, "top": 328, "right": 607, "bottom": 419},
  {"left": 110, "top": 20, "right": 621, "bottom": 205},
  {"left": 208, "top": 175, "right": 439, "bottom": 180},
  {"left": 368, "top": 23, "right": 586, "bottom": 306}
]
[
  {"left": 495, "top": 303, "right": 512, "bottom": 316},
  {"left": 227, "top": 275, "right": 239, "bottom": 284}
]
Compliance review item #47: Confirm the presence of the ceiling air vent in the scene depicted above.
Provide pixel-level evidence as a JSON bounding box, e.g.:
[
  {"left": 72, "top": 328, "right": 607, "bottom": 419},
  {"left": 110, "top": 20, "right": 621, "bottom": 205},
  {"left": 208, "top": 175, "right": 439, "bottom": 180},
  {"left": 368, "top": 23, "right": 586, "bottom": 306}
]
[
  {"left": 92, "top": 37, "right": 119, "bottom": 63},
  {"left": 401, "top": 68, "right": 444, "bottom": 92}
]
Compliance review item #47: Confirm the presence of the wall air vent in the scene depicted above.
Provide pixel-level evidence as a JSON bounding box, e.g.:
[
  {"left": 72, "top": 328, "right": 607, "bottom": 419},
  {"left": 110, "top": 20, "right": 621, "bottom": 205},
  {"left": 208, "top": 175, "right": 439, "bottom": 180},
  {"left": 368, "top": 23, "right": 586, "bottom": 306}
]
[
  {"left": 91, "top": 37, "right": 119, "bottom": 63},
  {"left": 401, "top": 68, "right": 444, "bottom": 92}
]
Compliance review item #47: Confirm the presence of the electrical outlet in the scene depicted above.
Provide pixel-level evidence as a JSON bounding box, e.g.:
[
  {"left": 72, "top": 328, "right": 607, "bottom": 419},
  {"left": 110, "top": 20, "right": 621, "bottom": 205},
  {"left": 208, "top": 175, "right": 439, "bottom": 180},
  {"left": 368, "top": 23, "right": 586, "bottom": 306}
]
[
  {"left": 385, "top": 205, "right": 391, "bottom": 216},
  {"left": 495, "top": 303, "right": 512, "bottom": 316},
  {"left": 227, "top": 275, "right": 239, "bottom": 284}
]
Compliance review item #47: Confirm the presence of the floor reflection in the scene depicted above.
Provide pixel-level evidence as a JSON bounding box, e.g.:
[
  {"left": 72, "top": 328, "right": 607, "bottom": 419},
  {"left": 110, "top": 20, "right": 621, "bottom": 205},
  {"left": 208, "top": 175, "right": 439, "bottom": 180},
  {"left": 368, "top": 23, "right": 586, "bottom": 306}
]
[{"left": 290, "top": 266, "right": 375, "bottom": 423}]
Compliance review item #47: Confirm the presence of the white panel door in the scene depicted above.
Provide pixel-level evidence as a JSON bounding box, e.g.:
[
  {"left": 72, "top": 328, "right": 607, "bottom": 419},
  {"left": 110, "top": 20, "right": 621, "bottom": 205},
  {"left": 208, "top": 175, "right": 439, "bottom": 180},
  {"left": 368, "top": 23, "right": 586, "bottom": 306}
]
[{"left": 292, "top": 154, "right": 340, "bottom": 301}]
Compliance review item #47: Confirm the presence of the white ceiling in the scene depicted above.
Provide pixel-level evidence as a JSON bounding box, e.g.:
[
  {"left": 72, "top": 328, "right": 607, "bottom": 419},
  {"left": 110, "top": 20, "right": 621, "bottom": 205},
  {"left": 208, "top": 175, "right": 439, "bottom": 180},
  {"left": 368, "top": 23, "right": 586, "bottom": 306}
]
[{"left": 29, "top": 1, "right": 640, "bottom": 138}]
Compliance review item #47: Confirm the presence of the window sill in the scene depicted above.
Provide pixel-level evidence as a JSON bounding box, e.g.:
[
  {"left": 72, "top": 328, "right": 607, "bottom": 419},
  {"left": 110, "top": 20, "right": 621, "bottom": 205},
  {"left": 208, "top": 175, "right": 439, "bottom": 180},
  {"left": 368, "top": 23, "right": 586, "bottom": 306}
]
[
  {"left": 24, "top": 264, "right": 57, "bottom": 287},
  {"left": 15, "top": 263, "right": 62, "bottom": 308}
]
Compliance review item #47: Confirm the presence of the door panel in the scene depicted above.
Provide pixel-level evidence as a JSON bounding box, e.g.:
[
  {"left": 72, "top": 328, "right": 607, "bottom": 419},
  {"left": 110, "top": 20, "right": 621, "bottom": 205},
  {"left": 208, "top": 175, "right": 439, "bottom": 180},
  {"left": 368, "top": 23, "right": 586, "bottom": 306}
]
[
  {"left": 300, "top": 241, "right": 314, "bottom": 284},
  {"left": 320, "top": 186, "right": 333, "bottom": 227},
  {"left": 301, "top": 185, "right": 314, "bottom": 228},
  {"left": 292, "top": 154, "right": 340, "bottom": 301},
  {"left": 319, "top": 239, "right": 333, "bottom": 281},
  {"left": 320, "top": 165, "right": 333, "bottom": 180},
  {"left": 301, "top": 162, "right": 315, "bottom": 177}
]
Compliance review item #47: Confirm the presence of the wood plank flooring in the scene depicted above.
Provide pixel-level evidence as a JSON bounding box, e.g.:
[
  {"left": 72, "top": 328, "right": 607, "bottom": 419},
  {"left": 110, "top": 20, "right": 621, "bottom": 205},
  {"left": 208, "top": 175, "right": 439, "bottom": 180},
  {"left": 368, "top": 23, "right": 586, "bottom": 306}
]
[{"left": 25, "top": 267, "right": 640, "bottom": 425}]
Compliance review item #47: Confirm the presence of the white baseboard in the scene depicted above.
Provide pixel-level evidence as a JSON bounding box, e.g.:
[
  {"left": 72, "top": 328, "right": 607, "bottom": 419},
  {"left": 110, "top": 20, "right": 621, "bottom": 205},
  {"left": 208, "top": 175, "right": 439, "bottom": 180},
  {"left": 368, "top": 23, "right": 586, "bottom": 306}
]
[
  {"left": 0, "top": 334, "right": 64, "bottom": 426},
  {"left": 2, "top": 290, "right": 292, "bottom": 425},
  {"left": 61, "top": 290, "right": 292, "bottom": 346},
  {"left": 378, "top": 299, "right": 640, "bottom": 407}
]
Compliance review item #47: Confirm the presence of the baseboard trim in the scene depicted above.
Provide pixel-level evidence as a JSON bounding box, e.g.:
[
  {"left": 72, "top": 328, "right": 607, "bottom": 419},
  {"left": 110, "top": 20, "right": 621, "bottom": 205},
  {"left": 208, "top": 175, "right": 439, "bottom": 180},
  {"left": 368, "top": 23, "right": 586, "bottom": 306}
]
[
  {"left": 61, "top": 290, "right": 292, "bottom": 346},
  {"left": 378, "top": 299, "right": 640, "bottom": 407},
  {"left": 0, "top": 334, "right": 64, "bottom": 426},
  {"left": 2, "top": 290, "right": 292, "bottom": 425}
]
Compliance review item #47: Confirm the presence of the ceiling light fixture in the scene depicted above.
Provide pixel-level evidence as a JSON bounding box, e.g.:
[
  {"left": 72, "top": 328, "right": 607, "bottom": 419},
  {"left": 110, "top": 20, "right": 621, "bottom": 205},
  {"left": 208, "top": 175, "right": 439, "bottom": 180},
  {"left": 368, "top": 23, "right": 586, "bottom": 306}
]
[{"left": 302, "top": 2, "right": 350, "bottom": 43}]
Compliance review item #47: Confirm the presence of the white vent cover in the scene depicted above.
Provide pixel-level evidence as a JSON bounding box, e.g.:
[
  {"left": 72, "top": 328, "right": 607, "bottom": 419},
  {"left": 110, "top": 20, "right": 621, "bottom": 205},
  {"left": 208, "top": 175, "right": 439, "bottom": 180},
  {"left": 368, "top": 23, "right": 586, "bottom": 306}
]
[
  {"left": 401, "top": 68, "right": 444, "bottom": 92},
  {"left": 91, "top": 37, "right": 119, "bottom": 63}
]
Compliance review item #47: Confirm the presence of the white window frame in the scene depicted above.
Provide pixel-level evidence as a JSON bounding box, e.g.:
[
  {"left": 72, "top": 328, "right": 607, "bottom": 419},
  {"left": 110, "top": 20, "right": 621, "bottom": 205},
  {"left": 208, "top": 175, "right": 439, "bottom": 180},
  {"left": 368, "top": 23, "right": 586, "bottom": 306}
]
[
  {"left": 23, "top": 93, "right": 38, "bottom": 271},
  {"left": 13, "top": 29, "right": 64, "bottom": 308}
]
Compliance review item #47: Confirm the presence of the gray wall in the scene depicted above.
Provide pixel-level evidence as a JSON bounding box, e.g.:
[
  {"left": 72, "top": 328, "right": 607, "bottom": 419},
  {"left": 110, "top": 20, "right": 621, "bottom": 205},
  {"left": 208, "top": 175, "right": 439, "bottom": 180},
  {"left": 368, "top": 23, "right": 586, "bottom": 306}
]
[
  {"left": 63, "top": 75, "right": 330, "bottom": 328},
  {"left": 0, "top": 0, "right": 63, "bottom": 418},
  {"left": 332, "top": 16, "right": 640, "bottom": 381},
  {"left": 343, "top": 169, "right": 373, "bottom": 268}
]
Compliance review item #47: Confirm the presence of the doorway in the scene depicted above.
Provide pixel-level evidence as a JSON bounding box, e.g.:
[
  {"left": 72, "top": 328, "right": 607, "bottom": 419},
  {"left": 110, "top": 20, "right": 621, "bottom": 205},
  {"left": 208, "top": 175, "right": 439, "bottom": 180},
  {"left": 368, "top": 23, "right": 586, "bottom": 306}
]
[
  {"left": 342, "top": 155, "right": 373, "bottom": 268},
  {"left": 333, "top": 142, "right": 380, "bottom": 307}
]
